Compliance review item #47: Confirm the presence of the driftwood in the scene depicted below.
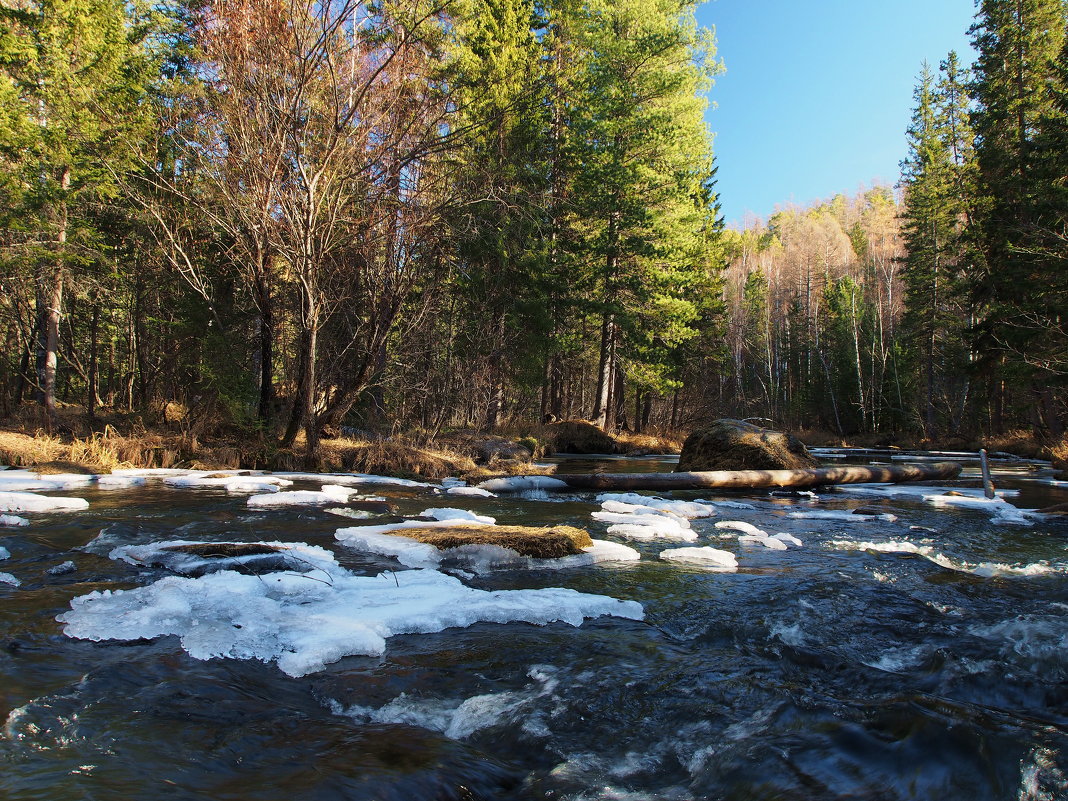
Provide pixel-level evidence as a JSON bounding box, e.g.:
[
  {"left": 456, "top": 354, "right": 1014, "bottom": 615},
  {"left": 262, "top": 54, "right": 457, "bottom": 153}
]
[{"left": 549, "top": 462, "right": 963, "bottom": 492}]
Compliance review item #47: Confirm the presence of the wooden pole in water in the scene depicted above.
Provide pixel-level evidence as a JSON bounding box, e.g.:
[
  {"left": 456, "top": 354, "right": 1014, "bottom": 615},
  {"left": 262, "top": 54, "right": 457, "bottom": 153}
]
[
  {"left": 979, "top": 449, "right": 996, "bottom": 499},
  {"left": 548, "top": 462, "right": 963, "bottom": 492}
]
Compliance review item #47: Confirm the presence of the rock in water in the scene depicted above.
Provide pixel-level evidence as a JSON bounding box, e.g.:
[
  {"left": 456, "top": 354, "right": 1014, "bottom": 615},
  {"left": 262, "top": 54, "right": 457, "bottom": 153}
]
[
  {"left": 677, "top": 419, "right": 819, "bottom": 472},
  {"left": 546, "top": 421, "right": 617, "bottom": 455}
]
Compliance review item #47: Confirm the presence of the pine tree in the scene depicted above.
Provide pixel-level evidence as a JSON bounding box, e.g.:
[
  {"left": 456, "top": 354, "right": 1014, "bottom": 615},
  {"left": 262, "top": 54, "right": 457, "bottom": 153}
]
[
  {"left": 968, "top": 0, "right": 1067, "bottom": 426},
  {"left": 0, "top": 0, "right": 152, "bottom": 426},
  {"left": 900, "top": 59, "right": 973, "bottom": 436}
]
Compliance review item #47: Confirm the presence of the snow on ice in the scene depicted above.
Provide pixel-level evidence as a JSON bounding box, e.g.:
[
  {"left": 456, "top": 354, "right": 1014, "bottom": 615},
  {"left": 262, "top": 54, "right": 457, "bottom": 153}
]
[{"left": 58, "top": 564, "right": 643, "bottom": 676}]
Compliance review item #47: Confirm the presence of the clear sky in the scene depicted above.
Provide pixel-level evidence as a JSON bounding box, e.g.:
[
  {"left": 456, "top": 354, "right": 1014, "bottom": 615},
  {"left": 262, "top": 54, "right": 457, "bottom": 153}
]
[{"left": 697, "top": 0, "right": 977, "bottom": 226}]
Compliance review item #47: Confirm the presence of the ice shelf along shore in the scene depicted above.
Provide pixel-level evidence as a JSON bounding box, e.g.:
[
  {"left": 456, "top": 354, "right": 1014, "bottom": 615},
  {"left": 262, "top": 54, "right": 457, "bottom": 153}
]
[{"left": 58, "top": 559, "right": 644, "bottom": 677}]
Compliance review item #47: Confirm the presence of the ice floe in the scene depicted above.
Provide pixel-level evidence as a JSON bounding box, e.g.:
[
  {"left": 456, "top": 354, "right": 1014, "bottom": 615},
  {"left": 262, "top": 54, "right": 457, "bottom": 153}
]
[
  {"left": 110, "top": 540, "right": 342, "bottom": 577},
  {"left": 476, "top": 476, "right": 569, "bottom": 493},
  {"left": 418, "top": 508, "right": 496, "bottom": 525},
  {"left": 714, "top": 520, "right": 767, "bottom": 537},
  {"left": 591, "top": 510, "right": 696, "bottom": 542},
  {"left": 826, "top": 539, "right": 1064, "bottom": 578},
  {"left": 595, "top": 493, "right": 716, "bottom": 519},
  {"left": 660, "top": 546, "right": 738, "bottom": 569},
  {"left": 925, "top": 493, "right": 1034, "bottom": 526},
  {"left": 273, "top": 472, "right": 434, "bottom": 489},
  {"left": 336, "top": 528, "right": 639, "bottom": 573},
  {"left": 47, "top": 561, "right": 76, "bottom": 576},
  {"left": 58, "top": 566, "right": 643, "bottom": 676},
  {"left": 836, "top": 483, "right": 1020, "bottom": 500},
  {"left": 738, "top": 534, "right": 788, "bottom": 550},
  {"left": 0, "top": 492, "right": 89, "bottom": 513},
  {"left": 163, "top": 474, "right": 293, "bottom": 493},
  {"left": 446, "top": 486, "right": 496, "bottom": 498},
  {"left": 699, "top": 499, "right": 756, "bottom": 511},
  {"left": 0, "top": 545, "right": 9, "bottom": 559},
  {"left": 0, "top": 572, "right": 19, "bottom": 587},
  {"left": 330, "top": 665, "right": 559, "bottom": 740},
  {"left": 247, "top": 485, "right": 356, "bottom": 507},
  {"left": 0, "top": 470, "right": 143, "bottom": 492},
  {"left": 785, "top": 509, "right": 898, "bottom": 522},
  {"left": 1, "top": 514, "right": 29, "bottom": 527},
  {"left": 771, "top": 532, "right": 804, "bottom": 547}
]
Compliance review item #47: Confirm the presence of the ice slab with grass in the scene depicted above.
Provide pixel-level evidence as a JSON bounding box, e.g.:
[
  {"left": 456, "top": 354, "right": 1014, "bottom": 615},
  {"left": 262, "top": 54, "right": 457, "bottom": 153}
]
[
  {"left": 110, "top": 540, "right": 342, "bottom": 577},
  {"left": 476, "top": 476, "right": 569, "bottom": 493},
  {"left": 660, "top": 546, "right": 738, "bottom": 569},
  {"left": 58, "top": 566, "right": 643, "bottom": 676},
  {"left": 0, "top": 492, "right": 89, "bottom": 513},
  {"left": 0, "top": 572, "right": 19, "bottom": 587},
  {"left": 247, "top": 485, "right": 356, "bottom": 508},
  {"left": 1, "top": 514, "right": 29, "bottom": 527},
  {"left": 336, "top": 528, "right": 639, "bottom": 573},
  {"left": 596, "top": 493, "right": 716, "bottom": 519}
]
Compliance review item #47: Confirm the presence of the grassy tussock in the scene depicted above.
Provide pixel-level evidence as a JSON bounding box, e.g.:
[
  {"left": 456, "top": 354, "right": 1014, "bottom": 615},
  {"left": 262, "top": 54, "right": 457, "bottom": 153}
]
[{"left": 401, "top": 524, "right": 593, "bottom": 559}]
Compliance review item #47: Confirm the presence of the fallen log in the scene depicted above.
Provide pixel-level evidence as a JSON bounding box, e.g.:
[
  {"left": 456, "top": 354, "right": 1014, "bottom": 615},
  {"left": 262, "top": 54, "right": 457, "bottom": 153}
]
[{"left": 546, "top": 462, "right": 963, "bottom": 492}]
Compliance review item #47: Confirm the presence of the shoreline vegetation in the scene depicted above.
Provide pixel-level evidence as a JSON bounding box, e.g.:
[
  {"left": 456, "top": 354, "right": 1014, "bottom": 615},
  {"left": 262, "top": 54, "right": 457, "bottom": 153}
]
[{"left": 1, "top": 404, "right": 1063, "bottom": 479}]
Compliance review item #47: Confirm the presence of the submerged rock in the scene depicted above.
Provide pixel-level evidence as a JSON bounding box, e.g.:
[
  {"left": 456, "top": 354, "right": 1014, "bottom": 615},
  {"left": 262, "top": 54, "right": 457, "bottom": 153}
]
[{"left": 677, "top": 419, "right": 818, "bottom": 472}]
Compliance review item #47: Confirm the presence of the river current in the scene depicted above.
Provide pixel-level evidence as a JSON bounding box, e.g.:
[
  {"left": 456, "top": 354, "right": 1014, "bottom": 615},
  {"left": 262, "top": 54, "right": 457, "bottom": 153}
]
[{"left": 1, "top": 451, "right": 1066, "bottom": 800}]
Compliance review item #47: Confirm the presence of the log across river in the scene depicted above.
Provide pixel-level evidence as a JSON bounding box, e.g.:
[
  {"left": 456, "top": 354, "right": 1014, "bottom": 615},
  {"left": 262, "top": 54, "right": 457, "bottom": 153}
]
[{"left": 548, "top": 461, "right": 963, "bottom": 491}]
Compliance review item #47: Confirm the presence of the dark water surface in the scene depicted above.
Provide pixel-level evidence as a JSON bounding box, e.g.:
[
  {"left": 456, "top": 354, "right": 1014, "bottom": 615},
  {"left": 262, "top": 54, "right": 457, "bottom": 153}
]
[{"left": 2, "top": 453, "right": 1067, "bottom": 800}]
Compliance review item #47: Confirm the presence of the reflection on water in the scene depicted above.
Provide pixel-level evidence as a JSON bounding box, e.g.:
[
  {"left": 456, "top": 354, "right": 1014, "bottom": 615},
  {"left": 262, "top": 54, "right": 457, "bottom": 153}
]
[{"left": 1, "top": 452, "right": 1067, "bottom": 800}]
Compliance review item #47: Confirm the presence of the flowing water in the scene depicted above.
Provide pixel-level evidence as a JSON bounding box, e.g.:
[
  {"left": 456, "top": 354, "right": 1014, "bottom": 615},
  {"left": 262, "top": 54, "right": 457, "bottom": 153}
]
[{"left": 1, "top": 452, "right": 1067, "bottom": 800}]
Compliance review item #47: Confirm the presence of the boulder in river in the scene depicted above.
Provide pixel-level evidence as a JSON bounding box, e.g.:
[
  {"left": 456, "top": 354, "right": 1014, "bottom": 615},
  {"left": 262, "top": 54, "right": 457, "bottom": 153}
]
[
  {"left": 546, "top": 421, "right": 618, "bottom": 455},
  {"left": 677, "top": 419, "right": 819, "bottom": 472}
]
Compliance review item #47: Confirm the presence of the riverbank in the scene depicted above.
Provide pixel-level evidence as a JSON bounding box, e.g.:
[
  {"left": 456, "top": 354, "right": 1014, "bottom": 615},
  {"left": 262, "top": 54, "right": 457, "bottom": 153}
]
[{"left": 0, "top": 406, "right": 682, "bottom": 479}]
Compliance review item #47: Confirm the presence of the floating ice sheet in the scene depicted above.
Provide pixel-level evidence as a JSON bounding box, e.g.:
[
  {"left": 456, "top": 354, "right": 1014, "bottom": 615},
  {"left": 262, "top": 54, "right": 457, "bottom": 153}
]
[
  {"left": 591, "top": 510, "right": 696, "bottom": 542},
  {"left": 836, "top": 483, "right": 1020, "bottom": 499},
  {"left": 247, "top": 485, "right": 355, "bottom": 508},
  {"left": 0, "top": 545, "right": 9, "bottom": 559},
  {"left": 0, "top": 572, "right": 19, "bottom": 587},
  {"left": 825, "top": 539, "right": 1064, "bottom": 578},
  {"left": 0, "top": 514, "right": 29, "bottom": 527},
  {"left": 660, "top": 546, "right": 738, "bottom": 569},
  {"left": 446, "top": 486, "right": 496, "bottom": 498},
  {"left": 418, "top": 508, "right": 496, "bottom": 525},
  {"left": 164, "top": 474, "right": 293, "bottom": 493},
  {"left": 596, "top": 493, "right": 716, "bottom": 519},
  {"left": 58, "top": 566, "right": 643, "bottom": 676},
  {"left": 273, "top": 472, "right": 434, "bottom": 488},
  {"left": 786, "top": 509, "right": 898, "bottom": 522},
  {"left": 925, "top": 494, "right": 1034, "bottom": 526},
  {"left": 699, "top": 499, "right": 756, "bottom": 511},
  {"left": 476, "top": 476, "right": 569, "bottom": 493},
  {"left": 0, "top": 492, "right": 89, "bottom": 513},
  {"left": 714, "top": 520, "right": 767, "bottom": 537},
  {"left": 110, "top": 540, "right": 342, "bottom": 577}
]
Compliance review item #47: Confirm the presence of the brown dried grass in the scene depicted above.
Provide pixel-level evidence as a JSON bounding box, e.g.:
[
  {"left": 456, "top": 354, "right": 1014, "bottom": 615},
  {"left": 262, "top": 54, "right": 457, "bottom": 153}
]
[{"left": 400, "top": 524, "right": 594, "bottom": 559}]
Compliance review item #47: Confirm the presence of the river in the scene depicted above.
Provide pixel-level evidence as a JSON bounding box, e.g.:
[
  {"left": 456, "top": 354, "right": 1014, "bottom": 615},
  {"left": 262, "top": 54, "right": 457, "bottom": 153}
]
[{"left": 1, "top": 451, "right": 1066, "bottom": 800}]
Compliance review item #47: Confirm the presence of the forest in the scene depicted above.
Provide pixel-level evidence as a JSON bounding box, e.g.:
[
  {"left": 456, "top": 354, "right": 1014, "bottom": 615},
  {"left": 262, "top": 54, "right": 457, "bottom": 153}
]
[{"left": 0, "top": 0, "right": 1066, "bottom": 463}]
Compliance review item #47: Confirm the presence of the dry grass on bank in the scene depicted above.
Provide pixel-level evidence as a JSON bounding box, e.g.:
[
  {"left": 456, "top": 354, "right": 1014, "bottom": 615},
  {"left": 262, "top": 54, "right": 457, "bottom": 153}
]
[{"left": 793, "top": 425, "right": 1063, "bottom": 461}]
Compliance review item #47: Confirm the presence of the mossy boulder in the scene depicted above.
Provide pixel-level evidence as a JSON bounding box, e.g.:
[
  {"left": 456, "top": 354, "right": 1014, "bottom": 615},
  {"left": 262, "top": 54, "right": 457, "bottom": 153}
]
[
  {"left": 546, "top": 421, "right": 617, "bottom": 455},
  {"left": 677, "top": 419, "right": 819, "bottom": 472},
  {"left": 400, "top": 524, "right": 593, "bottom": 559}
]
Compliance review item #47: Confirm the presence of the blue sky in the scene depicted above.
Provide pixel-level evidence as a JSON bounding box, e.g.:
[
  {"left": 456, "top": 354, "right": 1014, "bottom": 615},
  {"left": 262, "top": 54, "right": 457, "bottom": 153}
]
[{"left": 697, "top": 0, "right": 977, "bottom": 226}]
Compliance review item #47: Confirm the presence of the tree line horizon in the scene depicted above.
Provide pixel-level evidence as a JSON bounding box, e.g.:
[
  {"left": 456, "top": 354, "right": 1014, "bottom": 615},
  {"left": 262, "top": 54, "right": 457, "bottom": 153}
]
[{"left": 0, "top": 0, "right": 1065, "bottom": 456}]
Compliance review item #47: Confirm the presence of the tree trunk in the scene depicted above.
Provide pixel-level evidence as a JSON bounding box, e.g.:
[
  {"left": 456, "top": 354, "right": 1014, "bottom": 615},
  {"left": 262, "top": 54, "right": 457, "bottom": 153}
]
[
  {"left": 592, "top": 312, "right": 615, "bottom": 427},
  {"left": 256, "top": 279, "right": 274, "bottom": 427},
  {"left": 88, "top": 297, "right": 100, "bottom": 420},
  {"left": 35, "top": 263, "right": 64, "bottom": 429},
  {"left": 538, "top": 461, "right": 964, "bottom": 491}
]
